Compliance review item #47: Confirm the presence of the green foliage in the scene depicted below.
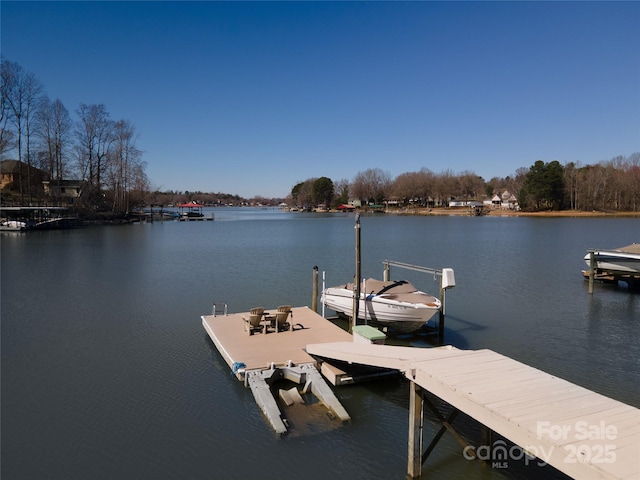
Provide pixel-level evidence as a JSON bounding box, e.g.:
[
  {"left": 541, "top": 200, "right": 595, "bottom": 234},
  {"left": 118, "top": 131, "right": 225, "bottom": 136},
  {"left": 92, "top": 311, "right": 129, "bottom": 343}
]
[
  {"left": 336, "top": 184, "right": 349, "bottom": 206},
  {"left": 520, "top": 160, "right": 565, "bottom": 210},
  {"left": 312, "top": 177, "right": 334, "bottom": 207}
]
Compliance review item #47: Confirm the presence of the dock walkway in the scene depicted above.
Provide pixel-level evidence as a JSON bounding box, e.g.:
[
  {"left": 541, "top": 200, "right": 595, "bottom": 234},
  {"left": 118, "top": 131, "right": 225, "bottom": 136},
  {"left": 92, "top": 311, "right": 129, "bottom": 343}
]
[{"left": 306, "top": 342, "right": 640, "bottom": 480}]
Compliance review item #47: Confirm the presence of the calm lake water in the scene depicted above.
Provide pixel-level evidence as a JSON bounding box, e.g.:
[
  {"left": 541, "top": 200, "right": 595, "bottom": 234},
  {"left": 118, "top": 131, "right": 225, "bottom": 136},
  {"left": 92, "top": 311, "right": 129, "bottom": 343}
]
[{"left": 2, "top": 208, "right": 639, "bottom": 480}]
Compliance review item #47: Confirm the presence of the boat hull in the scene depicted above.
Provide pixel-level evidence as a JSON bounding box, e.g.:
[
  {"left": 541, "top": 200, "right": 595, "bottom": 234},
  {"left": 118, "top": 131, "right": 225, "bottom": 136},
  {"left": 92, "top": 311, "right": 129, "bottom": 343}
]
[
  {"left": 0, "top": 220, "right": 27, "bottom": 231},
  {"left": 321, "top": 282, "right": 441, "bottom": 333},
  {"left": 584, "top": 245, "right": 640, "bottom": 275}
]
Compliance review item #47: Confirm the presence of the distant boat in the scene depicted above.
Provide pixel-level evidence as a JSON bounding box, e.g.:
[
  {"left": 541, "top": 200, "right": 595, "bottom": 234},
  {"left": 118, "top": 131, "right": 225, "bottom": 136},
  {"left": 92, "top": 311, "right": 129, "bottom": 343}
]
[
  {"left": 177, "top": 202, "right": 205, "bottom": 219},
  {"left": 584, "top": 244, "right": 640, "bottom": 274},
  {"left": 0, "top": 219, "right": 27, "bottom": 231},
  {"left": 321, "top": 278, "right": 441, "bottom": 333}
]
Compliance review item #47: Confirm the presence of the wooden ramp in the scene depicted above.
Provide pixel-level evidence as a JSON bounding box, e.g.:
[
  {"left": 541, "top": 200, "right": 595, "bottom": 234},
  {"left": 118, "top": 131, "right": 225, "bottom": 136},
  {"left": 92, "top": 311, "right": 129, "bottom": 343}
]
[{"left": 306, "top": 342, "right": 640, "bottom": 480}]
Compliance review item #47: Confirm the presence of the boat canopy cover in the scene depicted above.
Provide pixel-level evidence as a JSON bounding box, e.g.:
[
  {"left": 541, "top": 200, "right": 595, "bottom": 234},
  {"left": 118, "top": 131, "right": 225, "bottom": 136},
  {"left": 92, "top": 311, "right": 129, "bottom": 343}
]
[
  {"left": 344, "top": 279, "right": 420, "bottom": 295},
  {"left": 617, "top": 244, "right": 640, "bottom": 254}
]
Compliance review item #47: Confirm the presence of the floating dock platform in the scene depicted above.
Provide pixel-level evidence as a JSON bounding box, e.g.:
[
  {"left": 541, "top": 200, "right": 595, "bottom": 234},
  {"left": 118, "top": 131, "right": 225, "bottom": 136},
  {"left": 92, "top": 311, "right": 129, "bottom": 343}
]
[
  {"left": 201, "top": 306, "right": 354, "bottom": 434},
  {"left": 306, "top": 342, "right": 640, "bottom": 479},
  {"left": 202, "top": 306, "right": 353, "bottom": 373}
]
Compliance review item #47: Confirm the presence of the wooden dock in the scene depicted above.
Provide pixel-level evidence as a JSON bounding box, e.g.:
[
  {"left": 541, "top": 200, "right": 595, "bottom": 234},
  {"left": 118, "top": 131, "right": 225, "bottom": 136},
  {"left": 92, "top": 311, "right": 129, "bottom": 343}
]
[
  {"left": 202, "top": 306, "right": 352, "bottom": 373},
  {"left": 201, "top": 306, "right": 354, "bottom": 434},
  {"left": 306, "top": 342, "right": 640, "bottom": 480}
]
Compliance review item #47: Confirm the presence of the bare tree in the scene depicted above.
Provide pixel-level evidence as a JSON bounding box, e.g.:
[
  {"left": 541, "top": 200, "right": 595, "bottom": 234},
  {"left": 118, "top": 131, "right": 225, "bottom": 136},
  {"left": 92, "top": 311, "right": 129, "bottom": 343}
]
[
  {"left": 351, "top": 168, "right": 391, "bottom": 204},
  {"left": 627, "top": 153, "right": 640, "bottom": 211},
  {"left": 458, "top": 170, "right": 485, "bottom": 200},
  {"left": 36, "top": 97, "right": 73, "bottom": 180},
  {"left": 389, "top": 168, "right": 435, "bottom": 206},
  {"left": 105, "top": 119, "right": 142, "bottom": 212},
  {"left": 75, "top": 103, "right": 114, "bottom": 195},
  {"left": 432, "top": 170, "right": 457, "bottom": 206},
  {"left": 0, "top": 57, "right": 16, "bottom": 156},
  {"left": 333, "top": 178, "right": 350, "bottom": 205},
  {"left": 390, "top": 171, "right": 420, "bottom": 203},
  {"left": 2, "top": 59, "right": 45, "bottom": 202}
]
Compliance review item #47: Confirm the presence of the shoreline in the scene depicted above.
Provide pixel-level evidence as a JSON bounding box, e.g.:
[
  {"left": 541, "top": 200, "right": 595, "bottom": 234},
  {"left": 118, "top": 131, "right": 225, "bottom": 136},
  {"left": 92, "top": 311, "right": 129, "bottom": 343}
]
[{"left": 383, "top": 207, "right": 640, "bottom": 218}]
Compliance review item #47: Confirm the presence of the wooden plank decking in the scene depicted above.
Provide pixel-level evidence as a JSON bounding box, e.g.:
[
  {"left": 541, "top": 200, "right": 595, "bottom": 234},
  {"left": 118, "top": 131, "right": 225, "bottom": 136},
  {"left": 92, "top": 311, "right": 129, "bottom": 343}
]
[
  {"left": 306, "top": 342, "right": 640, "bottom": 480},
  {"left": 201, "top": 306, "right": 353, "bottom": 373}
]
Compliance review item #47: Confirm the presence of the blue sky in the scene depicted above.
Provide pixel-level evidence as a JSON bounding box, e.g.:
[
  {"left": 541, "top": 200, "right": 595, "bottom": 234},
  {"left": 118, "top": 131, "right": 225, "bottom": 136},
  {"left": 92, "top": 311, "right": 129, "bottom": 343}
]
[{"left": 2, "top": 1, "right": 639, "bottom": 198}]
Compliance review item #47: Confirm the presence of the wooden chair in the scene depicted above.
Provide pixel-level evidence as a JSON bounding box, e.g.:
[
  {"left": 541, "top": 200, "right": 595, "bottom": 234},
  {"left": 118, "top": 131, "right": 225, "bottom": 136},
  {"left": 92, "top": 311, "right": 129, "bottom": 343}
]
[
  {"left": 243, "top": 307, "right": 265, "bottom": 335},
  {"left": 273, "top": 305, "right": 292, "bottom": 333}
]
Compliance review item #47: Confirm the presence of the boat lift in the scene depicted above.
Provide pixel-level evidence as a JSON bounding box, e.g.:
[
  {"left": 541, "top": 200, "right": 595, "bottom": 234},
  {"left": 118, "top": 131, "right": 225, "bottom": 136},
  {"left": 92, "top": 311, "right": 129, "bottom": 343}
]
[
  {"left": 382, "top": 260, "right": 455, "bottom": 344},
  {"left": 320, "top": 260, "right": 455, "bottom": 343}
]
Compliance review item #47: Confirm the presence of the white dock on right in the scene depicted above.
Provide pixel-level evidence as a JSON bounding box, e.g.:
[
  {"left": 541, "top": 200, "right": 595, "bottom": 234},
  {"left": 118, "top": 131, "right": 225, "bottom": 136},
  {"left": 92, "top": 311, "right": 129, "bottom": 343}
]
[{"left": 306, "top": 342, "right": 640, "bottom": 480}]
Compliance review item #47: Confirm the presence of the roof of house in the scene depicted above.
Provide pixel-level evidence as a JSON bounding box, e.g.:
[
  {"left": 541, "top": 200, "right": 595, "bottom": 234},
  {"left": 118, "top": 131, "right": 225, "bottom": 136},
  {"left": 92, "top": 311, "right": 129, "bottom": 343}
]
[
  {"left": 0, "top": 160, "right": 47, "bottom": 177},
  {"left": 0, "top": 160, "right": 21, "bottom": 173},
  {"left": 45, "top": 179, "right": 83, "bottom": 186}
]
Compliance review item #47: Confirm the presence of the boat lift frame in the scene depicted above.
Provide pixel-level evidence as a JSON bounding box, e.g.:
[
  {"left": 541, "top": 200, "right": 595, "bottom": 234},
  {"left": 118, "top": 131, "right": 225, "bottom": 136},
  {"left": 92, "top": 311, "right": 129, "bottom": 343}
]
[{"left": 382, "top": 260, "right": 455, "bottom": 344}]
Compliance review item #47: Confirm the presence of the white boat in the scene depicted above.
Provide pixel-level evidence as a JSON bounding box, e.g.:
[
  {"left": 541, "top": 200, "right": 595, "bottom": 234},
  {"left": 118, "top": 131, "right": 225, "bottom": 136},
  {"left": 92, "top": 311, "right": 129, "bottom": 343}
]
[
  {"left": 321, "top": 278, "right": 441, "bottom": 333},
  {"left": 584, "top": 244, "right": 640, "bottom": 274},
  {"left": 0, "top": 219, "right": 27, "bottom": 231}
]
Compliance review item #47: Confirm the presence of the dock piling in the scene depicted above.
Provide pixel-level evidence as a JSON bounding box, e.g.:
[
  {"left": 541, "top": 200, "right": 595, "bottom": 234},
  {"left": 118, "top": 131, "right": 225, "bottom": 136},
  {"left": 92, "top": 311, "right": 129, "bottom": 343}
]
[
  {"left": 407, "top": 379, "right": 424, "bottom": 478},
  {"left": 352, "top": 214, "right": 361, "bottom": 332}
]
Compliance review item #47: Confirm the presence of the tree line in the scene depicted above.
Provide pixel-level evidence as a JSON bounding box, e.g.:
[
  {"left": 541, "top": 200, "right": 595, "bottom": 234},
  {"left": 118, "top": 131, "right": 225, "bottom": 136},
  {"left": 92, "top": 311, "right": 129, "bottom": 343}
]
[
  {"left": 1, "top": 58, "right": 148, "bottom": 213},
  {"left": 292, "top": 153, "right": 640, "bottom": 212},
  {"left": 4, "top": 58, "right": 637, "bottom": 214}
]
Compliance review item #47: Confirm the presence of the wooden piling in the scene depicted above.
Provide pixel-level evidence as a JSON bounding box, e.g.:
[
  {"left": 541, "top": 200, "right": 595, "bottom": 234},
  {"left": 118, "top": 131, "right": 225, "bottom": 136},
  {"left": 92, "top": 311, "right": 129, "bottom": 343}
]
[
  {"left": 352, "top": 214, "right": 361, "bottom": 332},
  {"left": 480, "top": 424, "right": 492, "bottom": 464},
  {"left": 407, "top": 378, "right": 423, "bottom": 478}
]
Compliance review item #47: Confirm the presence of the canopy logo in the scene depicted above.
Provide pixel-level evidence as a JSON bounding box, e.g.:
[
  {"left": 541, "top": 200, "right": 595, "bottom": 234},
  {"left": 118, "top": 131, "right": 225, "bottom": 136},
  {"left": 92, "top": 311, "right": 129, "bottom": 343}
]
[{"left": 462, "top": 421, "right": 618, "bottom": 470}]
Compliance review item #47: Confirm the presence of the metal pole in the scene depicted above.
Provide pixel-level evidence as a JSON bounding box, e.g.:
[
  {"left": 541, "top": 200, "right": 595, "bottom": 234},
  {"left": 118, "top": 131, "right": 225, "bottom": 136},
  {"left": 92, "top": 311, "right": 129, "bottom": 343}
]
[
  {"left": 312, "top": 265, "right": 319, "bottom": 312},
  {"left": 589, "top": 251, "right": 595, "bottom": 295},
  {"left": 321, "top": 271, "right": 326, "bottom": 318},
  {"left": 438, "top": 284, "right": 445, "bottom": 345},
  {"left": 352, "top": 213, "right": 361, "bottom": 332}
]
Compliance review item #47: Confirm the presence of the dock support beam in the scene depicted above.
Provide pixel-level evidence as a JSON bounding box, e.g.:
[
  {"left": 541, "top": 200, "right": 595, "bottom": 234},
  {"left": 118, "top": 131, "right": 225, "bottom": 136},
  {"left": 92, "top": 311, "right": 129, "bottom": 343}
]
[
  {"left": 408, "top": 379, "right": 424, "bottom": 478},
  {"left": 407, "top": 379, "right": 473, "bottom": 478}
]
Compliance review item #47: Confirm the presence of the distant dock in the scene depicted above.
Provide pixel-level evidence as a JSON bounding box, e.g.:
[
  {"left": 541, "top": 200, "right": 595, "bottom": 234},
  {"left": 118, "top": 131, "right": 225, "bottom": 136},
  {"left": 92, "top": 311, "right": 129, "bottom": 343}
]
[
  {"left": 584, "top": 245, "right": 640, "bottom": 291},
  {"left": 0, "top": 206, "right": 78, "bottom": 230}
]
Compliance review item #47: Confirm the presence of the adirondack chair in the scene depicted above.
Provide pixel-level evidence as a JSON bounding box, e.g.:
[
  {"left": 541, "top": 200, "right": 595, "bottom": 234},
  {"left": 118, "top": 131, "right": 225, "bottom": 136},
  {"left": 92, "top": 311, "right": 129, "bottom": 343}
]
[
  {"left": 274, "top": 305, "right": 292, "bottom": 333},
  {"left": 243, "top": 307, "right": 265, "bottom": 335}
]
